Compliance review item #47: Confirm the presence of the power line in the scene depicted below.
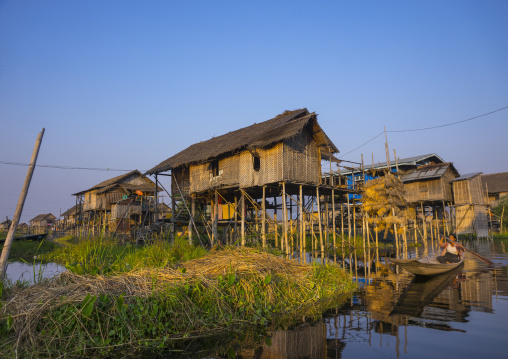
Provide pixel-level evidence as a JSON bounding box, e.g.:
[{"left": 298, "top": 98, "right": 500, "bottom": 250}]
[
  {"left": 0, "top": 161, "right": 135, "bottom": 172},
  {"left": 339, "top": 104, "right": 508, "bottom": 159},
  {"left": 387, "top": 105, "right": 508, "bottom": 133}
]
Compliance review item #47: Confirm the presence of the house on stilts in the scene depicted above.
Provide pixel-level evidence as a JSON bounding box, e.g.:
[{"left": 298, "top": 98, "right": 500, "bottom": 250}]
[
  {"left": 72, "top": 170, "right": 161, "bottom": 239},
  {"left": 146, "top": 109, "right": 356, "bottom": 253}
]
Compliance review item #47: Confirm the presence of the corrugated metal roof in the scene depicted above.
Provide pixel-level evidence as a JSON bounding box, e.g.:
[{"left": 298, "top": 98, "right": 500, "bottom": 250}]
[
  {"left": 451, "top": 172, "right": 483, "bottom": 182},
  {"left": 400, "top": 162, "right": 458, "bottom": 183}
]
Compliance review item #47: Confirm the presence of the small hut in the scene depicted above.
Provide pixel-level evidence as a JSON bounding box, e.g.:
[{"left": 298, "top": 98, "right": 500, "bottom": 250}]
[
  {"left": 452, "top": 173, "right": 489, "bottom": 238},
  {"left": 481, "top": 172, "right": 508, "bottom": 207},
  {"left": 0, "top": 219, "right": 12, "bottom": 232},
  {"left": 29, "top": 213, "right": 56, "bottom": 234},
  {"left": 401, "top": 163, "right": 459, "bottom": 204},
  {"left": 72, "top": 170, "right": 160, "bottom": 238}
]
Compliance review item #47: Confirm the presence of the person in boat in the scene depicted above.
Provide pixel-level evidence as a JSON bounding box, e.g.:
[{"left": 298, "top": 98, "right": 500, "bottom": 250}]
[{"left": 437, "top": 234, "right": 463, "bottom": 263}]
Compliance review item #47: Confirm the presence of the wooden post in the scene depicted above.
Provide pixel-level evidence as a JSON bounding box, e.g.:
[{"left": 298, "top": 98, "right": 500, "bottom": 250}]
[
  {"left": 274, "top": 195, "right": 278, "bottom": 248},
  {"left": 282, "top": 182, "right": 289, "bottom": 254},
  {"left": 421, "top": 202, "right": 427, "bottom": 241},
  {"left": 325, "top": 196, "right": 329, "bottom": 250},
  {"left": 234, "top": 196, "right": 238, "bottom": 243},
  {"left": 299, "top": 185, "right": 304, "bottom": 258},
  {"left": 262, "top": 186, "right": 266, "bottom": 248},
  {"left": 317, "top": 187, "right": 324, "bottom": 254},
  {"left": 189, "top": 196, "right": 193, "bottom": 245},
  {"left": 0, "top": 128, "right": 45, "bottom": 281},
  {"left": 332, "top": 189, "right": 336, "bottom": 263},
  {"left": 241, "top": 191, "right": 245, "bottom": 246}
]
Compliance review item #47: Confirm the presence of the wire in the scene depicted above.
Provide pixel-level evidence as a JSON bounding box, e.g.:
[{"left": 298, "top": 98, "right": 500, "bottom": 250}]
[
  {"left": 0, "top": 161, "right": 135, "bottom": 172},
  {"left": 339, "top": 104, "right": 508, "bottom": 158},
  {"left": 339, "top": 131, "right": 384, "bottom": 158},
  {"left": 387, "top": 105, "right": 508, "bottom": 133}
]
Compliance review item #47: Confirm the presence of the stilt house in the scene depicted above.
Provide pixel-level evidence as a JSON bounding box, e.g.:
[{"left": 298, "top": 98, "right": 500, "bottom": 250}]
[
  {"left": 481, "top": 172, "right": 508, "bottom": 207},
  {"left": 401, "top": 163, "right": 459, "bottom": 204},
  {"left": 72, "top": 170, "right": 159, "bottom": 237},
  {"left": 146, "top": 109, "right": 348, "bottom": 247},
  {"left": 452, "top": 173, "right": 489, "bottom": 238},
  {"left": 29, "top": 213, "right": 56, "bottom": 233}
]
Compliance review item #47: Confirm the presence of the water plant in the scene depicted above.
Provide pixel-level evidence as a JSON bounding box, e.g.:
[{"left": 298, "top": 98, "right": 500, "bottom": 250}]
[{"left": 0, "top": 247, "right": 356, "bottom": 358}]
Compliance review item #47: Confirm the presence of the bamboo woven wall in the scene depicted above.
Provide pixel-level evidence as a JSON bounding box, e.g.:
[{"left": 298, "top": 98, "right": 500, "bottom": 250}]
[
  {"left": 186, "top": 130, "right": 321, "bottom": 193},
  {"left": 455, "top": 204, "right": 489, "bottom": 237},
  {"left": 453, "top": 176, "right": 486, "bottom": 205},
  {"left": 403, "top": 170, "right": 456, "bottom": 203},
  {"left": 282, "top": 131, "right": 320, "bottom": 183}
]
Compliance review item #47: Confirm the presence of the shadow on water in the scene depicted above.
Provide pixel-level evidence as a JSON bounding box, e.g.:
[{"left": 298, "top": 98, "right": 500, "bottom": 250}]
[{"left": 234, "top": 239, "right": 508, "bottom": 359}]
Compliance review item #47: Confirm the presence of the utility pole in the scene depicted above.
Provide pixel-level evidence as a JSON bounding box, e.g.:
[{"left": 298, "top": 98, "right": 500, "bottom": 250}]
[{"left": 0, "top": 128, "right": 45, "bottom": 281}]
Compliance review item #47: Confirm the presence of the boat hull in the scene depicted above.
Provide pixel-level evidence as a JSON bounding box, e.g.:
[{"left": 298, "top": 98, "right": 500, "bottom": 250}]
[{"left": 389, "top": 258, "right": 463, "bottom": 276}]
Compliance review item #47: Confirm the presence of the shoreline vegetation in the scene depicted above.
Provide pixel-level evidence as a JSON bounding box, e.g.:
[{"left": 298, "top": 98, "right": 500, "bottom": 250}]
[{"left": 0, "top": 236, "right": 357, "bottom": 358}]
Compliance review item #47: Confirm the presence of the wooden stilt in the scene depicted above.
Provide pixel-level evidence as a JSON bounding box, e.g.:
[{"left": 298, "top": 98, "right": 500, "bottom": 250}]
[
  {"left": 317, "top": 187, "right": 324, "bottom": 255},
  {"left": 282, "top": 182, "right": 289, "bottom": 255},
  {"left": 274, "top": 195, "right": 278, "bottom": 248},
  {"left": 332, "top": 190, "right": 336, "bottom": 263},
  {"left": 299, "top": 185, "right": 304, "bottom": 259},
  {"left": 262, "top": 186, "right": 266, "bottom": 248},
  {"left": 241, "top": 191, "right": 245, "bottom": 246}
]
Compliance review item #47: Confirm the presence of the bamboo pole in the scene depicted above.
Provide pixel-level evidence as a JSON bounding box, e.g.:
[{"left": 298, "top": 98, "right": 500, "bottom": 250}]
[
  {"left": 234, "top": 196, "right": 238, "bottom": 243},
  {"left": 273, "top": 195, "right": 278, "bottom": 248},
  {"left": 282, "top": 182, "right": 289, "bottom": 255},
  {"left": 299, "top": 185, "right": 304, "bottom": 259},
  {"left": 317, "top": 187, "right": 324, "bottom": 255},
  {"left": 241, "top": 192, "right": 245, "bottom": 246},
  {"left": 0, "top": 128, "right": 45, "bottom": 281},
  {"left": 332, "top": 189, "right": 337, "bottom": 263},
  {"left": 262, "top": 186, "right": 266, "bottom": 248}
]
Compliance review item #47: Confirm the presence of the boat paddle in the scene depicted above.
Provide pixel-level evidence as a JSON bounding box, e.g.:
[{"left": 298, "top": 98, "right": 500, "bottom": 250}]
[{"left": 444, "top": 236, "right": 495, "bottom": 266}]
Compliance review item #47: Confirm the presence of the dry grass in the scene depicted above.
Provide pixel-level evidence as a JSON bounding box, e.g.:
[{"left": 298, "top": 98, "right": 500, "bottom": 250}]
[{"left": 1, "top": 247, "right": 355, "bottom": 357}]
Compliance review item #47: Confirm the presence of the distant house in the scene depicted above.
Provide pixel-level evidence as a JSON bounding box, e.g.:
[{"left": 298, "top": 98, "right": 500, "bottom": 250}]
[
  {"left": 0, "top": 219, "right": 12, "bottom": 231},
  {"left": 29, "top": 213, "right": 56, "bottom": 233},
  {"left": 156, "top": 202, "right": 172, "bottom": 220},
  {"left": 400, "top": 163, "right": 460, "bottom": 204},
  {"left": 481, "top": 172, "right": 508, "bottom": 207},
  {"left": 452, "top": 173, "right": 489, "bottom": 238},
  {"left": 72, "top": 169, "right": 160, "bottom": 237},
  {"left": 336, "top": 153, "right": 448, "bottom": 199}
]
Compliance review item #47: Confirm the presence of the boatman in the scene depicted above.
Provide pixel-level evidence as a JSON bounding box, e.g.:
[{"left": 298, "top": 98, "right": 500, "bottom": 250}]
[{"left": 437, "top": 234, "right": 463, "bottom": 263}]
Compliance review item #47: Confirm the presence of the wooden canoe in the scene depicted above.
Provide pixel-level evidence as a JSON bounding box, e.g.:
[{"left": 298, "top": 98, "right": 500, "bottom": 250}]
[
  {"left": 0, "top": 232, "right": 49, "bottom": 244},
  {"left": 389, "top": 257, "right": 463, "bottom": 276}
]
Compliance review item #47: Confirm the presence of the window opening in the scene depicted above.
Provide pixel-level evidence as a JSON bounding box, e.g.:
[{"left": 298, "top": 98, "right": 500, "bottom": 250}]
[{"left": 253, "top": 156, "right": 260, "bottom": 171}]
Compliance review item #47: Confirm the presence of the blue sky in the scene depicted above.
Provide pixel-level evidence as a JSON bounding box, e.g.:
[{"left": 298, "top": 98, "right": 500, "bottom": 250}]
[{"left": 1, "top": 1, "right": 507, "bottom": 223}]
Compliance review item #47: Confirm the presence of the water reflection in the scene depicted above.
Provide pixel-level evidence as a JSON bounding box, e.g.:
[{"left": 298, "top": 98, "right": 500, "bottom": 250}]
[
  {"left": 241, "top": 240, "right": 508, "bottom": 358},
  {"left": 4, "top": 261, "right": 66, "bottom": 284}
]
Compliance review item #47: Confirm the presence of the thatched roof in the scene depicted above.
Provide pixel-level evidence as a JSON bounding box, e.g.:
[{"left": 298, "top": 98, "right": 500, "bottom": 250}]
[
  {"left": 146, "top": 109, "right": 339, "bottom": 175},
  {"left": 482, "top": 172, "right": 508, "bottom": 194},
  {"left": 29, "top": 213, "right": 56, "bottom": 223},
  {"left": 72, "top": 170, "right": 157, "bottom": 196},
  {"left": 61, "top": 206, "right": 78, "bottom": 218},
  {"left": 400, "top": 163, "right": 459, "bottom": 183}
]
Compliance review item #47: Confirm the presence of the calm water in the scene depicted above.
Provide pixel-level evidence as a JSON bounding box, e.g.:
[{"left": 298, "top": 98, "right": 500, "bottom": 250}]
[
  {"left": 238, "top": 239, "right": 508, "bottom": 359},
  {"left": 4, "top": 261, "right": 66, "bottom": 284},
  {"left": 4, "top": 240, "right": 508, "bottom": 358}
]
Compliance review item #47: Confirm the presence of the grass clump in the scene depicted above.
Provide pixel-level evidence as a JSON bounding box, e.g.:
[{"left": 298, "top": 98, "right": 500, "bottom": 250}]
[
  {"left": 42, "top": 236, "right": 208, "bottom": 275},
  {"left": 0, "top": 247, "right": 356, "bottom": 358},
  {"left": 0, "top": 240, "right": 58, "bottom": 262}
]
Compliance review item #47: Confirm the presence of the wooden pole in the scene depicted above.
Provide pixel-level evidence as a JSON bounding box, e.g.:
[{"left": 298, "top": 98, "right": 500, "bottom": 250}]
[
  {"left": 0, "top": 128, "right": 45, "bottom": 281},
  {"left": 332, "top": 189, "right": 336, "bottom": 263},
  {"left": 273, "top": 195, "right": 278, "bottom": 248},
  {"left": 241, "top": 191, "right": 245, "bottom": 246},
  {"left": 189, "top": 196, "right": 195, "bottom": 245},
  {"left": 317, "top": 187, "right": 324, "bottom": 254},
  {"left": 282, "top": 182, "right": 289, "bottom": 254},
  {"left": 234, "top": 196, "right": 238, "bottom": 243},
  {"left": 299, "top": 185, "right": 304, "bottom": 258},
  {"left": 262, "top": 186, "right": 266, "bottom": 248}
]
